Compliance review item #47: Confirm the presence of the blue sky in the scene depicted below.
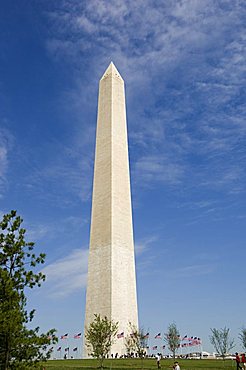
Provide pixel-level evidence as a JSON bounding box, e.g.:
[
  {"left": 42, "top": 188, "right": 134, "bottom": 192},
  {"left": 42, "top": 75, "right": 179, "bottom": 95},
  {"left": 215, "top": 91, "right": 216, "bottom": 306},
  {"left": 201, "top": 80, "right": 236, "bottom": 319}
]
[{"left": 0, "top": 0, "right": 245, "bottom": 355}]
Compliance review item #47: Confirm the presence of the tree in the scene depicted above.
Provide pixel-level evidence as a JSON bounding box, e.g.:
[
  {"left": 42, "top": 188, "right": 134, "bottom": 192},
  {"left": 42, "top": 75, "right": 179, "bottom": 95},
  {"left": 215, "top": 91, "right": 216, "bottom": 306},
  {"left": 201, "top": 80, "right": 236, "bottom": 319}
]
[
  {"left": 124, "top": 324, "right": 148, "bottom": 370},
  {"left": 210, "top": 327, "right": 235, "bottom": 359},
  {"left": 0, "top": 210, "right": 57, "bottom": 369},
  {"left": 85, "top": 314, "right": 118, "bottom": 368},
  {"left": 239, "top": 328, "right": 246, "bottom": 351},
  {"left": 164, "top": 323, "right": 180, "bottom": 359},
  {"left": 124, "top": 324, "right": 148, "bottom": 357}
]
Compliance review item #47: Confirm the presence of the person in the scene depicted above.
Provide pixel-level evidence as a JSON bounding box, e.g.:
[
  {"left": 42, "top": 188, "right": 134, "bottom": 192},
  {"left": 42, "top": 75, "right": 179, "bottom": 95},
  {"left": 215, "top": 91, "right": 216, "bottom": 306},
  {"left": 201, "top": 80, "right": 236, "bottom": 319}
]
[
  {"left": 173, "top": 361, "right": 181, "bottom": 370},
  {"left": 242, "top": 353, "right": 246, "bottom": 369},
  {"left": 156, "top": 353, "right": 161, "bottom": 369},
  {"left": 236, "top": 353, "right": 243, "bottom": 369}
]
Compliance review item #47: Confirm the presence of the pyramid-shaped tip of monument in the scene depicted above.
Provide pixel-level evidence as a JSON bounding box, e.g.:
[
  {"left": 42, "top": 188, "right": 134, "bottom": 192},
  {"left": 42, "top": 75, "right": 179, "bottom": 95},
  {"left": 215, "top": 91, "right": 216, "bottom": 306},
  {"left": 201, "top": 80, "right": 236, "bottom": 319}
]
[{"left": 100, "top": 61, "right": 123, "bottom": 81}]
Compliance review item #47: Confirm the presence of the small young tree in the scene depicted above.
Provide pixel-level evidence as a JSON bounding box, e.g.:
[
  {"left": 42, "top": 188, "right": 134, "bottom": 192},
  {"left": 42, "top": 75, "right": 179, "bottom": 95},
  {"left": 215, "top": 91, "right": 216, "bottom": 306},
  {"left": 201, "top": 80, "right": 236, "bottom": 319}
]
[
  {"left": 0, "top": 210, "right": 57, "bottom": 369},
  {"left": 164, "top": 323, "right": 180, "bottom": 359},
  {"left": 239, "top": 328, "right": 246, "bottom": 351},
  {"left": 210, "top": 327, "right": 235, "bottom": 359},
  {"left": 85, "top": 314, "right": 118, "bottom": 368},
  {"left": 124, "top": 335, "right": 135, "bottom": 356},
  {"left": 124, "top": 324, "right": 148, "bottom": 370}
]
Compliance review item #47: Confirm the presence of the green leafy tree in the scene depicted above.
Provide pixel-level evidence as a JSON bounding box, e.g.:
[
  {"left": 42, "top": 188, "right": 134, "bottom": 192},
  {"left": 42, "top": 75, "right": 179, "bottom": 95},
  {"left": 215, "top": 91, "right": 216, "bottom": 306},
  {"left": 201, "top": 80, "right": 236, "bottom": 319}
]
[
  {"left": 239, "top": 328, "right": 246, "bottom": 351},
  {"left": 0, "top": 210, "right": 57, "bottom": 369},
  {"left": 85, "top": 314, "right": 118, "bottom": 368},
  {"left": 210, "top": 327, "right": 235, "bottom": 359},
  {"left": 164, "top": 323, "right": 180, "bottom": 359}
]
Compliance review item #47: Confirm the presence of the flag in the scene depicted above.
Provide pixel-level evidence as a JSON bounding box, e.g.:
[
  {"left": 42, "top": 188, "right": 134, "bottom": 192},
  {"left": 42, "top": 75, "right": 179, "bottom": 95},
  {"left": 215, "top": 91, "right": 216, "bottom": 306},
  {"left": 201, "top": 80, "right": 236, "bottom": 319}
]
[
  {"left": 73, "top": 347, "right": 78, "bottom": 352},
  {"left": 61, "top": 333, "right": 68, "bottom": 339},
  {"left": 155, "top": 333, "right": 161, "bottom": 339},
  {"left": 144, "top": 332, "right": 149, "bottom": 338},
  {"left": 153, "top": 345, "right": 158, "bottom": 350},
  {"left": 65, "top": 347, "right": 69, "bottom": 352},
  {"left": 74, "top": 333, "right": 81, "bottom": 339},
  {"left": 117, "top": 332, "right": 124, "bottom": 339},
  {"left": 57, "top": 347, "right": 61, "bottom": 351}
]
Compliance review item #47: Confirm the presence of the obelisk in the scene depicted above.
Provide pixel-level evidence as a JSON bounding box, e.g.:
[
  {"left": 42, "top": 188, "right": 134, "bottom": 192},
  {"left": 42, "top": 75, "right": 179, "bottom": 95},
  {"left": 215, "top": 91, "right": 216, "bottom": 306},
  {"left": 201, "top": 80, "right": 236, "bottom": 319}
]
[{"left": 84, "top": 62, "right": 138, "bottom": 356}]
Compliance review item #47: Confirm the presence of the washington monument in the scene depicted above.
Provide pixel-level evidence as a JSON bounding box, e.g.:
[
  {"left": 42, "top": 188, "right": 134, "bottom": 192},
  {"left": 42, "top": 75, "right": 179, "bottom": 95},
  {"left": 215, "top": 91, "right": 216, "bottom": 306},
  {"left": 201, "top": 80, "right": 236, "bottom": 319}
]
[{"left": 84, "top": 62, "right": 138, "bottom": 356}]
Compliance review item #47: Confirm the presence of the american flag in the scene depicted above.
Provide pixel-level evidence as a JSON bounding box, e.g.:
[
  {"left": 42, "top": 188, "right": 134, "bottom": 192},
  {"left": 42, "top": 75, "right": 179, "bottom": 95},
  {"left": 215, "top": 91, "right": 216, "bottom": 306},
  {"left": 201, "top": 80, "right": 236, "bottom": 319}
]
[
  {"left": 61, "top": 333, "right": 68, "bottom": 339},
  {"left": 74, "top": 333, "right": 81, "bottom": 339},
  {"left": 117, "top": 332, "right": 124, "bottom": 339},
  {"left": 155, "top": 333, "right": 161, "bottom": 339}
]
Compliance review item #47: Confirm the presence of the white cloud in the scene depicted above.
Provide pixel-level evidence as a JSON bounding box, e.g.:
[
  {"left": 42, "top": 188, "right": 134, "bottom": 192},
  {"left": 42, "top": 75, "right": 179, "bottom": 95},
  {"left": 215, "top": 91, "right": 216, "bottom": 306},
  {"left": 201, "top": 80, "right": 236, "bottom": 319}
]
[
  {"left": 0, "top": 127, "right": 13, "bottom": 196},
  {"left": 170, "top": 263, "right": 215, "bottom": 278},
  {"left": 26, "top": 216, "right": 88, "bottom": 242},
  {"left": 0, "top": 146, "right": 7, "bottom": 177},
  {"left": 43, "top": 0, "right": 245, "bottom": 195},
  {"left": 134, "top": 155, "right": 184, "bottom": 185},
  {"left": 41, "top": 248, "right": 88, "bottom": 298},
  {"left": 135, "top": 235, "right": 158, "bottom": 256}
]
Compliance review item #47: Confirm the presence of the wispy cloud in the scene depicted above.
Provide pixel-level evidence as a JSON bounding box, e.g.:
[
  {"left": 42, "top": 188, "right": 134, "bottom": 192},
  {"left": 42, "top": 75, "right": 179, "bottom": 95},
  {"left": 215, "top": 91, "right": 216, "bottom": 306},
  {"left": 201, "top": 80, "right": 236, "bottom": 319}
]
[
  {"left": 42, "top": 0, "right": 245, "bottom": 196},
  {"left": 134, "top": 155, "right": 184, "bottom": 186},
  {"left": 135, "top": 235, "right": 158, "bottom": 256},
  {"left": 0, "top": 127, "right": 13, "bottom": 197},
  {"left": 41, "top": 248, "right": 88, "bottom": 298},
  {"left": 19, "top": 139, "right": 94, "bottom": 205},
  {"left": 170, "top": 263, "right": 216, "bottom": 279}
]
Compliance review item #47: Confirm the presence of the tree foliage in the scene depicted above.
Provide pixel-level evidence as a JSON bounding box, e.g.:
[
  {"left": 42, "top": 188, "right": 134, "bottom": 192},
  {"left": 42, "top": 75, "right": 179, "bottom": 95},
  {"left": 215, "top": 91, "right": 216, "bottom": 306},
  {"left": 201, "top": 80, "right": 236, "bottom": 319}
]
[
  {"left": 0, "top": 210, "right": 57, "bottom": 369},
  {"left": 124, "top": 323, "right": 148, "bottom": 358},
  {"left": 85, "top": 314, "right": 118, "bottom": 368},
  {"left": 210, "top": 327, "right": 235, "bottom": 359},
  {"left": 164, "top": 323, "right": 180, "bottom": 359},
  {"left": 239, "top": 328, "right": 246, "bottom": 351}
]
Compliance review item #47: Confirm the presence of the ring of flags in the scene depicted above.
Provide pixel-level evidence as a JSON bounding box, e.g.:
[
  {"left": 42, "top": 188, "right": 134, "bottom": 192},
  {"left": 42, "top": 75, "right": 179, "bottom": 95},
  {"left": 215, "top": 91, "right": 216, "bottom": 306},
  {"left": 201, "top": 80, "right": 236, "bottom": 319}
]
[{"left": 50, "top": 331, "right": 202, "bottom": 355}]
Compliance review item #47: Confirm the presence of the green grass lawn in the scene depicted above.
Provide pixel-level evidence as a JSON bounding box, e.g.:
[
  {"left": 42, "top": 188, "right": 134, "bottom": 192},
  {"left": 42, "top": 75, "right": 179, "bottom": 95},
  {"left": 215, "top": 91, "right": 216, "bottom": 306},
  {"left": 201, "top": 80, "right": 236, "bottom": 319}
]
[{"left": 41, "top": 358, "right": 236, "bottom": 370}]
